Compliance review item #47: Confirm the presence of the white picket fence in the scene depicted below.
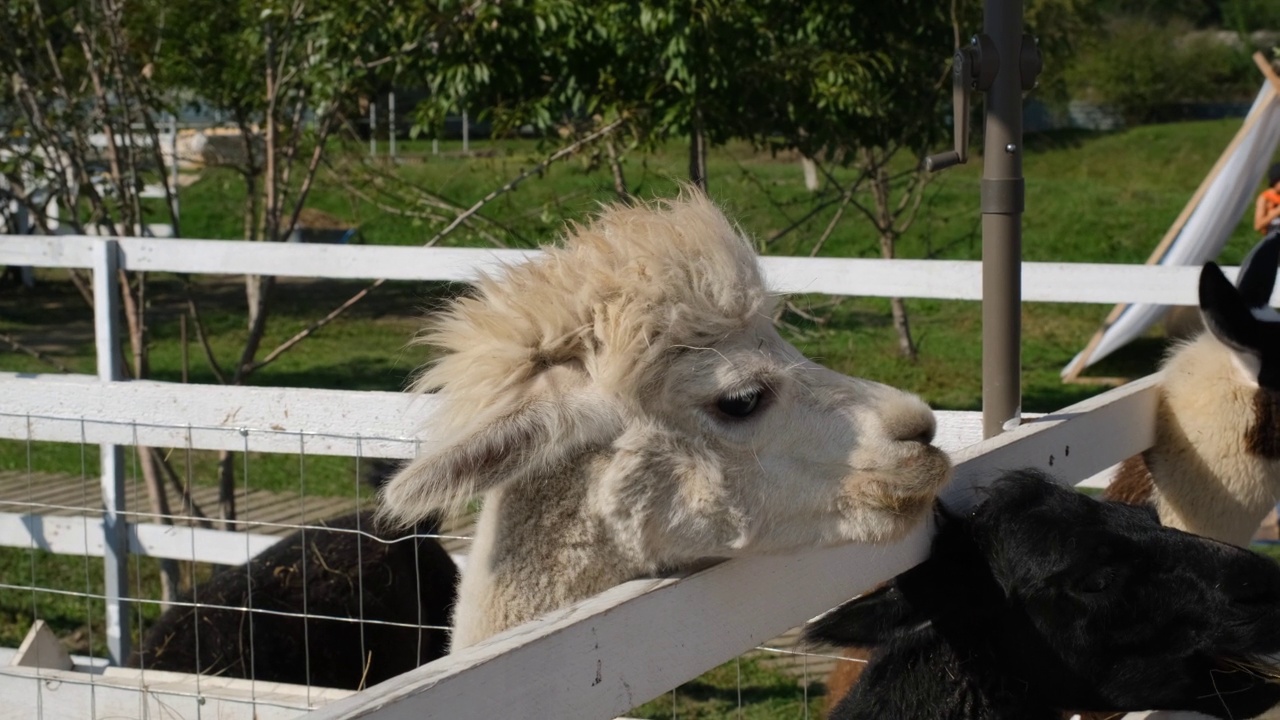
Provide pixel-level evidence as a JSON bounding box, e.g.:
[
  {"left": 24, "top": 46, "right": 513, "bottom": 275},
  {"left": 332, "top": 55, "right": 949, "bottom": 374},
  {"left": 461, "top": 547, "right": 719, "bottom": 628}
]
[{"left": 0, "top": 233, "right": 1218, "bottom": 719}]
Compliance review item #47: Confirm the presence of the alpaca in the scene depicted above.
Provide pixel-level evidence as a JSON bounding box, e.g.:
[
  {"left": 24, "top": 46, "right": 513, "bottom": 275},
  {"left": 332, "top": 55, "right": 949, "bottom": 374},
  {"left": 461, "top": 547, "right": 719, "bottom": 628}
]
[
  {"left": 379, "top": 191, "right": 953, "bottom": 650},
  {"left": 1107, "top": 230, "right": 1280, "bottom": 547},
  {"left": 129, "top": 508, "right": 457, "bottom": 690},
  {"left": 805, "top": 470, "right": 1280, "bottom": 720}
]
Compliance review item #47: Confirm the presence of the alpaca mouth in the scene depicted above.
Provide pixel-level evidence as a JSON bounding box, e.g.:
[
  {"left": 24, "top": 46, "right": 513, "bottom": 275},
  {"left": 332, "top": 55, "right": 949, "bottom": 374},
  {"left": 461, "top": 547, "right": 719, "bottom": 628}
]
[
  {"left": 884, "top": 443, "right": 954, "bottom": 495},
  {"left": 842, "top": 445, "right": 952, "bottom": 520}
]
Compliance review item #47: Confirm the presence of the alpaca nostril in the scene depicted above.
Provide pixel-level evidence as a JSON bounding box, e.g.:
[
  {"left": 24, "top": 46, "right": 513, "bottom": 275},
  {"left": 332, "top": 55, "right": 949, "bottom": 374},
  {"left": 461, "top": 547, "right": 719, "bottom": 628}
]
[{"left": 884, "top": 405, "right": 937, "bottom": 445}]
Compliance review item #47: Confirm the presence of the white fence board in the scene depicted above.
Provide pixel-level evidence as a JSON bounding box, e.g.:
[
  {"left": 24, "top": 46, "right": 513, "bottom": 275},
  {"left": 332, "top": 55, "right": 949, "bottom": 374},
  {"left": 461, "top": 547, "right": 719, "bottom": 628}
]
[
  {"left": 0, "top": 234, "right": 1252, "bottom": 305},
  {"left": 307, "top": 378, "right": 1158, "bottom": 720},
  {"left": 0, "top": 373, "right": 986, "bottom": 457},
  {"left": 944, "top": 373, "right": 1160, "bottom": 506},
  {"left": 0, "top": 664, "right": 349, "bottom": 720},
  {"left": 0, "top": 512, "right": 280, "bottom": 564},
  {"left": 0, "top": 373, "right": 429, "bottom": 459}
]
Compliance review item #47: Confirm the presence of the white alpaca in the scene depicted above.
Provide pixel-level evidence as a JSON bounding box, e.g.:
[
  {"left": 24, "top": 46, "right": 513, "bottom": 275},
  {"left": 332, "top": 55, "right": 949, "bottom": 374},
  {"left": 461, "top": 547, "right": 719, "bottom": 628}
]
[
  {"left": 379, "top": 192, "right": 953, "bottom": 650},
  {"left": 1108, "top": 231, "right": 1280, "bottom": 548}
]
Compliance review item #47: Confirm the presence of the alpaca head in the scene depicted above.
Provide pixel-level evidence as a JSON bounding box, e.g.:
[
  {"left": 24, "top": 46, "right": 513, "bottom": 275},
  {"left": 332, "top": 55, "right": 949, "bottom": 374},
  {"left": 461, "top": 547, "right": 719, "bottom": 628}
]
[
  {"left": 1200, "top": 230, "right": 1280, "bottom": 391},
  {"left": 806, "top": 471, "right": 1280, "bottom": 719},
  {"left": 380, "top": 191, "right": 951, "bottom": 568},
  {"left": 1197, "top": 230, "right": 1280, "bottom": 461}
]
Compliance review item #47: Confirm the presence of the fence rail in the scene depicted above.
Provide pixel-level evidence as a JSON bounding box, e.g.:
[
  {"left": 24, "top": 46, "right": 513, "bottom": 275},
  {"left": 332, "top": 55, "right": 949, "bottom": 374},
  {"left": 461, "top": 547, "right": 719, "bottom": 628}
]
[{"left": 1, "top": 233, "right": 1261, "bottom": 305}]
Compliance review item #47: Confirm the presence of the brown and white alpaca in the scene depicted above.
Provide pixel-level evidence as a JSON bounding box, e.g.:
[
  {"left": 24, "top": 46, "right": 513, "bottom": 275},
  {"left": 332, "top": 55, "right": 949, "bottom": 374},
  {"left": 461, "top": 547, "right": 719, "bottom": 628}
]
[
  {"left": 1108, "top": 231, "right": 1280, "bottom": 548},
  {"left": 378, "top": 191, "right": 953, "bottom": 650}
]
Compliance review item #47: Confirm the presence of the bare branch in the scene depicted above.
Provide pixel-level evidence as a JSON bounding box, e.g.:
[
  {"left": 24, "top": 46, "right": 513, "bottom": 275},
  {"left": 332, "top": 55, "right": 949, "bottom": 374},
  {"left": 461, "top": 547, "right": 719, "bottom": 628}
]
[
  {"left": 0, "top": 332, "right": 75, "bottom": 373},
  {"left": 247, "top": 278, "right": 387, "bottom": 374},
  {"left": 279, "top": 112, "right": 336, "bottom": 241},
  {"left": 424, "top": 117, "right": 625, "bottom": 245},
  {"left": 184, "top": 294, "right": 228, "bottom": 384},
  {"left": 809, "top": 186, "right": 856, "bottom": 258},
  {"left": 150, "top": 447, "right": 212, "bottom": 528},
  {"left": 248, "top": 121, "right": 626, "bottom": 376}
]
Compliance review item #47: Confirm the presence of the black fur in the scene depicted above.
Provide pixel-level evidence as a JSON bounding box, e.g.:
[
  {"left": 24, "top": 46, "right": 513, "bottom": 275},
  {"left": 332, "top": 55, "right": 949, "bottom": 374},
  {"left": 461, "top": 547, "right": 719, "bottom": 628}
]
[
  {"left": 129, "top": 506, "right": 457, "bottom": 690},
  {"left": 805, "top": 470, "right": 1280, "bottom": 720}
]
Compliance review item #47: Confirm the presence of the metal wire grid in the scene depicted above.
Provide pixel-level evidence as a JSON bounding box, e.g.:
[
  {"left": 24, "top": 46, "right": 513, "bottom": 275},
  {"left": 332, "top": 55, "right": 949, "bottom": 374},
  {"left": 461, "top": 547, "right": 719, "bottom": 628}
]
[
  {"left": 1, "top": 409, "right": 851, "bottom": 719},
  {"left": 0, "top": 410, "right": 459, "bottom": 718}
]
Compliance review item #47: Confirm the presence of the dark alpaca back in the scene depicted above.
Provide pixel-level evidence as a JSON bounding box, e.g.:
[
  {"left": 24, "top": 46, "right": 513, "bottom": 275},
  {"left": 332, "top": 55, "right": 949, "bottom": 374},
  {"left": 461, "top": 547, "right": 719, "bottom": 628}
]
[
  {"left": 806, "top": 470, "right": 1280, "bottom": 720},
  {"left": 130, "top": 510, "right": 457, "bottom": 690}
]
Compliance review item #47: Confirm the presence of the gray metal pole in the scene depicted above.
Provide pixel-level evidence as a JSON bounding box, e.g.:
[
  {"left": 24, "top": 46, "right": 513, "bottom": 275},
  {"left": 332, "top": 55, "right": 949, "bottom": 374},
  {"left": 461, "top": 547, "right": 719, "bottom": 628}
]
[
  {"left": 462, "top": 109, "right": 469, "bottom": 153},
  {"left": 92, "top": 239, "right": 130, "bottom": 665},
  {"left": 369, "top": 101, "right": 377, "bottom": 158},
  {"left": 389, "top": 92, "right": 397, "bottom": 159},
  {"left": 169, "top": 114, "right": 180, "bottom": 222},
  {"left": 980, "top": 0, "right": 1026, "bottom": 438}
]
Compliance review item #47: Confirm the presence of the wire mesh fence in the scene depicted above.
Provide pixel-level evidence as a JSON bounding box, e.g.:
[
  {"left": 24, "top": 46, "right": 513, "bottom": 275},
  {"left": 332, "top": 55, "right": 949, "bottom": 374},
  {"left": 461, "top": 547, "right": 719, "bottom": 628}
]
[{"left": 0, "top": 409, "right": 855, "bottom": 720}]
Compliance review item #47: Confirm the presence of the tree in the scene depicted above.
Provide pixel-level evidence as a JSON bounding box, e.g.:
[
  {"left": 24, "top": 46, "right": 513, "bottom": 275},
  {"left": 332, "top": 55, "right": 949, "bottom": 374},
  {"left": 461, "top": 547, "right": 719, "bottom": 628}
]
[
  {"left": 1, "top": 0, "right": 187, "bottom": 602},
  {"left": 151, "top": 0, "right": 435, "bottom": 526}
]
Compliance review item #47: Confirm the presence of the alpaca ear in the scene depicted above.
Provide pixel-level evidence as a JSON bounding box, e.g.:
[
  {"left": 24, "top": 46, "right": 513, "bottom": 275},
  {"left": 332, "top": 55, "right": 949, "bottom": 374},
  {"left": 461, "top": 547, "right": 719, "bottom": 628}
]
[
  {"left": 1234, "top": 230, "right": 1280, "bottom": 307},
  {"left": 1199, "top": 261, "right": 1263, "bottom": 355},
  {"left": 378, "top": 383, "right": 622, "bottom": 526},
  {"left": 802, "top": 582, "right": 928, "bottom": 649}
]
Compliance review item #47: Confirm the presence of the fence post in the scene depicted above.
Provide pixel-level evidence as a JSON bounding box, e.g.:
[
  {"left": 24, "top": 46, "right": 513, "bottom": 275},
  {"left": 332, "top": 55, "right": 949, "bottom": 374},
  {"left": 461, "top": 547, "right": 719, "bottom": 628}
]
[
  {"left": 389, "top": 92, "right": 397, "bottom": 160},
  {"left": 92, "top": 238, "right": 131, "bottom": 665},
  {"left": 170, "top": 114, "right": 180, "bottom": 222}
]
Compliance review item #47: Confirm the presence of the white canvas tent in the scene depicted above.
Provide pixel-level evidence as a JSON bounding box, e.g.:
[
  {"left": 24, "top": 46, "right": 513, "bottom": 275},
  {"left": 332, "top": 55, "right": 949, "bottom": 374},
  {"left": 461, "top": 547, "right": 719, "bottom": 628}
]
[{"left": 1062, "top": 56, "right": 1280, "bottom": 380}]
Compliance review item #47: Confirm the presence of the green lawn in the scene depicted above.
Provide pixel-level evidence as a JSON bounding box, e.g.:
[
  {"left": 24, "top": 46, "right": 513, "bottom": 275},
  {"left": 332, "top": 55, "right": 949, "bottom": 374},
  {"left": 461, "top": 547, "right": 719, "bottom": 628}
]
[{"left": 1, "top": 118, "right": 1277, "bottom": 716}]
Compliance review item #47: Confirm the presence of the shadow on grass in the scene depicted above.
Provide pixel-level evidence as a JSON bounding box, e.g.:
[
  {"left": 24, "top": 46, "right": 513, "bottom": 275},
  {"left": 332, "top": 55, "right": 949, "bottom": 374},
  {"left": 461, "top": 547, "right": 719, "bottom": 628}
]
[{"left": 672, "top": 677, "right": 827, "bottom": 707}]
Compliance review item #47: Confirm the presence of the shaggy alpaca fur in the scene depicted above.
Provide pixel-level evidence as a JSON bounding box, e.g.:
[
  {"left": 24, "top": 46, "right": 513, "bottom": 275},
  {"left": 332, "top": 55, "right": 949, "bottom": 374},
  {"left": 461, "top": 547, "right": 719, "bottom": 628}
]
[
  {"left": 129, "top": 510, "right": 456, "bottom": 690},
  {"left": 380, "top": 191, "right": 953, "bottom": 649},
  {"left": 1106, "top": 231, "right": 1280, "bottom": 548},
  {"left": 807, "top": 471, "right": 1280, "bottom": 720}
]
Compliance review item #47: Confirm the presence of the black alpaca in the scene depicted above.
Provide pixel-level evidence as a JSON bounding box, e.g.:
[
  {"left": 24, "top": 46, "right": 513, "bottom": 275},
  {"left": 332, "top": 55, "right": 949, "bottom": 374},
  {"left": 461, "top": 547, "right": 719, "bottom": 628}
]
[
  {"left": 130, "top": 507, "right": 457, "bottom": 690},
  {"left": 806, "top": 470, "right": 1280, "bottom": 720}
]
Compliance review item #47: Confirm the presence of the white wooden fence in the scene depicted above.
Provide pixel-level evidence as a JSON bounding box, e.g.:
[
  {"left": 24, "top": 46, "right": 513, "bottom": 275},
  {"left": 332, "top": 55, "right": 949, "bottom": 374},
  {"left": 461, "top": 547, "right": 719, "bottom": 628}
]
[{"left": 0, "top": 233, "right": 1214, "bottom": 719}]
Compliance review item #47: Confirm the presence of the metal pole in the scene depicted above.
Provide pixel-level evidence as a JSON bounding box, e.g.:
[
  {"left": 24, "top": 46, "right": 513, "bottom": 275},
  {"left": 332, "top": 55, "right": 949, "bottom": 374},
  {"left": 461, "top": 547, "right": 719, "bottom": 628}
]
[
  {"left": 462, "top": 108, "right": 469, "bottom": 153},
  {"left": 980, "top": 0, "right": 1026, "bottom": 438},
  {"left": 170, "top": 114, "right": 180, "bottom": 223},
  {"left": 369, "top": 101, "right": 377, "bottom": 158},
  {"left": 92, "top": 239, "right": 130, "bottom": 665},
  {"left": 389, "top": 92, "right": 397, "bottom": 160}
]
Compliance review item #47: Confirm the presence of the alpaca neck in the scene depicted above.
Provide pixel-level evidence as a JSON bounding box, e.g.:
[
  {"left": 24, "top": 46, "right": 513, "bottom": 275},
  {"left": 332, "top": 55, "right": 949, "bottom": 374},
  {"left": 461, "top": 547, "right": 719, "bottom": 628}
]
[
  {"left": 1149, "top": 337, "right": 1280, "bottom": 547},
  {"left": 449, "top": 464, "right": 644, "bottom": 650}
]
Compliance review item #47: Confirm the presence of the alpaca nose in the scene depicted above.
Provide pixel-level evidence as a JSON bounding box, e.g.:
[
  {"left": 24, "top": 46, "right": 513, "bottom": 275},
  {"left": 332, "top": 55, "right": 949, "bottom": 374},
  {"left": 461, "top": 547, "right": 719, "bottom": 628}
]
[{"left": 880, "top": 395, "right": 938, "bottom": 445}]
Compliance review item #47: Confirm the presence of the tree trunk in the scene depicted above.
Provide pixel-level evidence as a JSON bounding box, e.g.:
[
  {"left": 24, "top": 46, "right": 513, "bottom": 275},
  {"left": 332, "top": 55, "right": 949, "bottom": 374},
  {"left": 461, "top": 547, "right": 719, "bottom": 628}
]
[
  {"left": 117, "top": 266, "right": 182, "bottom": 604},
  {"left": 869, "top": 160, "right": 918, "bottom": 361},
  {"left": 605, "top": 138, "right": 629, "bottom": 201},
  {"left": 688, "top": 108, "right": 708, "bottom": 192},
  {"left": 216, "top": 450, "right": 238, "bottom": 530},
  {"left": 889, "top": 297, "right": 917, "bottom": 360},
  {"left": 801, "top": 156, "right": 820, "bottom": 192},
  {"left": 138, "top": 449, "right": 181, "bottom": 604}
]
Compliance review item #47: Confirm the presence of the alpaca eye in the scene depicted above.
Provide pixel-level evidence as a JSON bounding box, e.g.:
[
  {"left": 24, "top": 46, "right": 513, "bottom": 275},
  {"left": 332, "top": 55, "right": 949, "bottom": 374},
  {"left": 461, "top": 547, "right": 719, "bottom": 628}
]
[{"left": 716, "top": 389, "right": 762, "bottom": 419}]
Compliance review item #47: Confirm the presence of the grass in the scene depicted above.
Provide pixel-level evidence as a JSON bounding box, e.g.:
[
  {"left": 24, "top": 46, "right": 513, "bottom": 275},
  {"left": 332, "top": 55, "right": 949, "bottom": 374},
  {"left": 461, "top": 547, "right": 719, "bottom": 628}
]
[{"left": 2, "top": 118, "right": 1278, "bottom": 716}]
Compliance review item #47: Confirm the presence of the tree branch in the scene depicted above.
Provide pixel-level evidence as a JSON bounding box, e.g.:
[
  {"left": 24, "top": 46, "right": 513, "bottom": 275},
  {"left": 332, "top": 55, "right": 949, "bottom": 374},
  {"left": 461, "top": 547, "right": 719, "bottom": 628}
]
[
  {"left": 424, "top": 117, "right": 625, "bottom": 245},
  {"left": 0, "top": 332, "right": 74, "bottom": 373},
  {"left": 247, "top": 278, "right": 386, "bottom": 374},
  {"left": 184, "top": 293, "right": 228, "bottom": 384}
]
